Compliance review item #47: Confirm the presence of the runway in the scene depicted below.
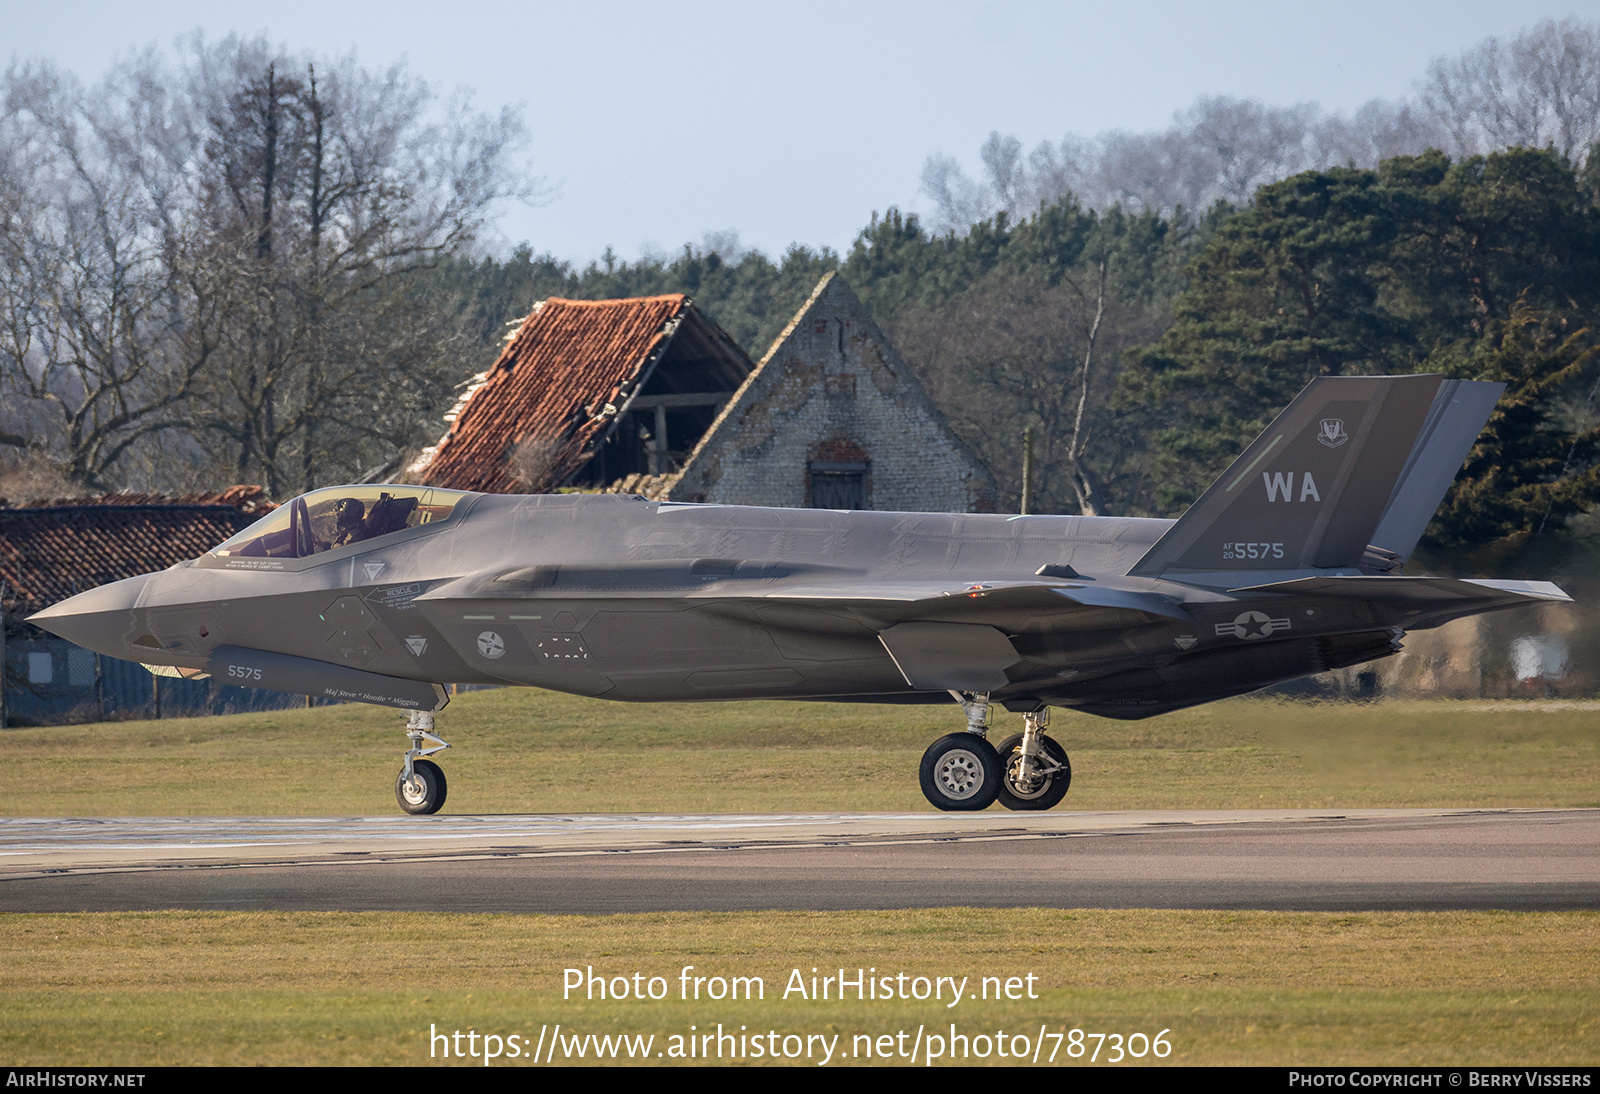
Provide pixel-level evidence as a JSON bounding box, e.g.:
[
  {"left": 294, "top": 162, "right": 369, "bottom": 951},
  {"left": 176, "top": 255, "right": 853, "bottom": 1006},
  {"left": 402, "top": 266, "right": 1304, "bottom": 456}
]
[{"left": 2, "top": 808, "right": 1596, "bottom": 913}]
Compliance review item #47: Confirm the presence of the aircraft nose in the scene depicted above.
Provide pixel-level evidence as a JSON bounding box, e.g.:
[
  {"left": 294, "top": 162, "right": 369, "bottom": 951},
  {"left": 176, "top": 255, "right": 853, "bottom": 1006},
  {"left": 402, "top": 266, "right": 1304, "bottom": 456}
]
[{"left": 27, "top": 572, "right": 157, "bottom": 657}]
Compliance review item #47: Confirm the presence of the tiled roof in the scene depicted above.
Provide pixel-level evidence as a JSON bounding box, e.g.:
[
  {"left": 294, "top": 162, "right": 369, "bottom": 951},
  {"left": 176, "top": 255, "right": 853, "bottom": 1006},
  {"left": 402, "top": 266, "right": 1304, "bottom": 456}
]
[
  {"left": 0, "top": 486, "right": 274, "bottom": 619},
  {"left": 417, "top": 295, "right": 691, "bottom": 494}
]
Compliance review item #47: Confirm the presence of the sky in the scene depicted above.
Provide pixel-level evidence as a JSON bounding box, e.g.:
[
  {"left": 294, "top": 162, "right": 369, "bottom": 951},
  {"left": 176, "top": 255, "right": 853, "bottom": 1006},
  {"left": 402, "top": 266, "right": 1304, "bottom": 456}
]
[{"left": 7, "top": 1, "right": 1600, "bottom": 266}]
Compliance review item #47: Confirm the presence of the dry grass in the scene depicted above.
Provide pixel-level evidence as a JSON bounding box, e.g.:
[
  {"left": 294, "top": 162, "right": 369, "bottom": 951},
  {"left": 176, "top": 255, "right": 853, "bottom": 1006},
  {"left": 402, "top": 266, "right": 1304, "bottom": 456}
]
[
  {"left": 2, "top": 691, "right": 1596, "bottom": 814},
  {"left": 1, "top": 908, "right": 1595, "bottom": 1066}
]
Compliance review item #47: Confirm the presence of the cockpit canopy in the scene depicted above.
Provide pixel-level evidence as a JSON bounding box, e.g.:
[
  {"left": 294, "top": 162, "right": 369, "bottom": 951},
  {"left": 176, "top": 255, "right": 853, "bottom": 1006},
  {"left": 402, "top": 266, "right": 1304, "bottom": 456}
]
[{"left": 212, "top": 485, "right": 471, "bottom": 559}]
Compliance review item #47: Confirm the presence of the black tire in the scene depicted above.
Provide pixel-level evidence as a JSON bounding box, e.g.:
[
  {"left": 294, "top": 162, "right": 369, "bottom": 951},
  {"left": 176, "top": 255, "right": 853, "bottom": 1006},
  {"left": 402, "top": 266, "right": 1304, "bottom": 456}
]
[
  {"left": 396, "top": 759, "right": 448, "bottom": 815},
  {"left": 994, "top": 733, "right": 1071, "bottom": 811},
  {"left": 919, "top": 733, "right": 1003, "bottom": 811}
]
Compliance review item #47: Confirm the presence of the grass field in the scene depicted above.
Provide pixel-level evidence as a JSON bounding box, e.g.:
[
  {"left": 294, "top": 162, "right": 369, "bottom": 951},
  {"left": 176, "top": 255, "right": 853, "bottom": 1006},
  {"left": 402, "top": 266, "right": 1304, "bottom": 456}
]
[
  {"left": 0, "top": 908, "right": 1595, "bottom": 1066},
  {"left": 3, "top": 692, "right": 1597, "bottom": 1066},
  {"left": 3, "top": 689, "right": 1598, "bottom": 814}
]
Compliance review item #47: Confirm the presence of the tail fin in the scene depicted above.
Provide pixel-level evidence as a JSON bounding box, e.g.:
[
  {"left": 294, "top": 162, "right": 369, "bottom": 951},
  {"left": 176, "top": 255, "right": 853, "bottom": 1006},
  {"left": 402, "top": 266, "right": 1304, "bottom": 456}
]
[{"left": 1128, "top": 375, "right": 1503, "bottom": 583}]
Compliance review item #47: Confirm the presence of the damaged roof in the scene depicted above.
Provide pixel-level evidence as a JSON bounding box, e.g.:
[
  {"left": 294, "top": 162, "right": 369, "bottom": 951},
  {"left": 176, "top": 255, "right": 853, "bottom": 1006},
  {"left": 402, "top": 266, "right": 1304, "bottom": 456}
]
[
  {"left": 414, "top": 295, "right": 751, "bottom": 495},
  {"left": 0, "top": 486, "right": 273, "bottom": 619}
]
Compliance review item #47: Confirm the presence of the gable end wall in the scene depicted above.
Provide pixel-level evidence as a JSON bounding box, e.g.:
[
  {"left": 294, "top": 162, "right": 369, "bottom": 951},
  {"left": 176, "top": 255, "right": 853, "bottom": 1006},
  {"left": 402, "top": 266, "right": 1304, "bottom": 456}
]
[{"left": 666, "top": 276, "right": 997, "bottom": 513}]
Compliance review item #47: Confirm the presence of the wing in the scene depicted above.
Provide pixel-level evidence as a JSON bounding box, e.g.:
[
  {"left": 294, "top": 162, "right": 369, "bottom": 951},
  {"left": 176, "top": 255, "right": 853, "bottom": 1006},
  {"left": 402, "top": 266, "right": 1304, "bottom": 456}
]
[
  {"left": 412, "top": 559, "right": 1195, "bottom": 695},
  {"left": 414, "top": 559, "right": 1192, "bottom": 620}
]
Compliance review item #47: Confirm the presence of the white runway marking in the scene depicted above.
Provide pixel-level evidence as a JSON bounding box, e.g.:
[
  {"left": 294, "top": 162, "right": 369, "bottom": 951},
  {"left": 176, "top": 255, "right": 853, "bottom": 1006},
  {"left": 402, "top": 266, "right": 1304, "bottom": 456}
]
[
  {"left": 0, "top": 808, "right": 1589, "bottom": 876},
  {"left": 3, "top": 810, "right": 1596, "bottom": 912}
]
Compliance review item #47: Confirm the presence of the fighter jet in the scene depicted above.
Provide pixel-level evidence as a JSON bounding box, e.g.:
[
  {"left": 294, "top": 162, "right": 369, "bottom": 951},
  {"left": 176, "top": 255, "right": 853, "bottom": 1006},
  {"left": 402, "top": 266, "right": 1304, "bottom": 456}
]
[{"left": 31, "top": 374, "right": 1570, "bottom": 815}]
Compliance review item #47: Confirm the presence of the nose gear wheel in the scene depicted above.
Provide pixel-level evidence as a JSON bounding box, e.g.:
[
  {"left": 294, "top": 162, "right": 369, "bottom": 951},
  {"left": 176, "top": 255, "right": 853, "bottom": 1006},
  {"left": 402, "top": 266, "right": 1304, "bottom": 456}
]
[{"left": 396, "top": 758, "right": 447, "bottom": 815}]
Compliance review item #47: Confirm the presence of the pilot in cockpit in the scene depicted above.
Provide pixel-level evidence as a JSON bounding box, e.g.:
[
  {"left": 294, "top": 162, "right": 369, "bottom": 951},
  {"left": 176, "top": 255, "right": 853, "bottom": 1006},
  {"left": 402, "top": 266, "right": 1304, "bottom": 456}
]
[{"left": 330, "top": 498, "right": 368, "bottom": 548}]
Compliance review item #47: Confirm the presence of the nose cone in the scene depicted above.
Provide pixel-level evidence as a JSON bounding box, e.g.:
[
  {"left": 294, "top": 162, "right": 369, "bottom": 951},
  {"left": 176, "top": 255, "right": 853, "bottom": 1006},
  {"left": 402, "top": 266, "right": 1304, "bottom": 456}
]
[{"left": 28, "top": 572, "right": 157, "bottom": 657}]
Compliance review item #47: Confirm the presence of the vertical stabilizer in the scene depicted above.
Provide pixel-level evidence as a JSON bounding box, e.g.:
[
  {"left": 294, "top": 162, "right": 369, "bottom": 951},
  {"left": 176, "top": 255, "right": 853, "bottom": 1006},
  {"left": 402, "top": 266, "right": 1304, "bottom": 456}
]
[
  {"left": 1367, "top": 380, "right": 1505, "bottom": 561},
  {"left": 1128, "top": 375, "right": 1503, "bottom": 583}
]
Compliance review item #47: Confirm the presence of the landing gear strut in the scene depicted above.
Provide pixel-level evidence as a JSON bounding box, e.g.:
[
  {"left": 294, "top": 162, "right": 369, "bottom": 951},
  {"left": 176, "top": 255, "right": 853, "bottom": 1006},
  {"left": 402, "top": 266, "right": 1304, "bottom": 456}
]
[
  {"left": 396, "top": 709, "right": 450, "bottom": 815},
  {"left": 918, "top": 692, "right": 1003, "bottom": 811},
  {"left": 995, "top": 709, "right": 1072, "bottom": 811},
  {"left": 918, "top": 695, "right": 1071, "bottom": 812}
]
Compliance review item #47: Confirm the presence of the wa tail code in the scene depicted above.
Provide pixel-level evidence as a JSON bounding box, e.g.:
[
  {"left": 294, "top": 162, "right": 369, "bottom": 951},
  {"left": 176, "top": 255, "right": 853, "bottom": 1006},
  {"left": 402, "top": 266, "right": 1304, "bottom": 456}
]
[{"left": 1262, "top": 471, "right": 1321, "bottom": 502}]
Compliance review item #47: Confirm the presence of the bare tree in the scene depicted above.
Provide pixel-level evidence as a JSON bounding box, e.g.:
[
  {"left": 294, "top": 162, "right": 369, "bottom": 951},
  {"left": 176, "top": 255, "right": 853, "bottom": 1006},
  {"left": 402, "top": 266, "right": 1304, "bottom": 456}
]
[
  {"left": 1421, "top": 18, "right": 1600, "bottom": 160},
  {"left": 0, "top": 36, "right": 535, "bottom": 497},
  {"left": 919, "top": 18, "right": 1600, "bottom": 235},
  {"left": 1311, "top": 98, "right": 1446, "bottom": 167},
  {"left": 921, "top": 97, "right": 1324, "bottom": 226},
  {"left": 178, "top": 36, "right": 533, "bottom": 497},
  {"left": 890, "top": 263, "right": 1160, "bottom": 516},
  {"left": 0, "top": 60, "right": 216, "bottom": 490},
  {"left": 1181, "top": 97, "right": 1319, "bottom": 205},
  {"left": 920, "top": 151, "right": 996, "bottom": 233},
  {"left": 1062, "top": 255, "right": 1109, "bottom": 515}
]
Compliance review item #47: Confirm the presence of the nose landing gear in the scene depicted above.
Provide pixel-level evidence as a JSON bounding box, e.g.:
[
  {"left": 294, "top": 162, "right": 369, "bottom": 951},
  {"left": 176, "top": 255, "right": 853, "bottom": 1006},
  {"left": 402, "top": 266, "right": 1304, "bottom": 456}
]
[{"left": 396, "top": 709, "right": 451, "bottom": 815}]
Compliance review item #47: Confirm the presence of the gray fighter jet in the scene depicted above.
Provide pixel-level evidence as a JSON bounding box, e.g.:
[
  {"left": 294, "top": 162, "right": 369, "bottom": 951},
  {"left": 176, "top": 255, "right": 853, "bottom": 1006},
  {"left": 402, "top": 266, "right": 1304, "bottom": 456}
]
[{"left": 31, "top": 375, "right": 1570, "bottom": 815}]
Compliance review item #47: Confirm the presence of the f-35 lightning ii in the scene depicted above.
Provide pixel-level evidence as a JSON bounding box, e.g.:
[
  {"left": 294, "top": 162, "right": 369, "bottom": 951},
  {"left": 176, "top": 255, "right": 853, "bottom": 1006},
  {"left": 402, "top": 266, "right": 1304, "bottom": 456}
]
[{"left": 31, "top": 375, "right": 1570, "bottom": 815}]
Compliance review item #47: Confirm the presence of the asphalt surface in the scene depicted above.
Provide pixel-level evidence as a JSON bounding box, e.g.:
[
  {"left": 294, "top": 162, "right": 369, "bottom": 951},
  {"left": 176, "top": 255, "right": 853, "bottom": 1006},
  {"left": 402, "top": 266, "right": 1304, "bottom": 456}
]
[{"left": 2, "top": 808, "right": 1595, "bottom": 913}]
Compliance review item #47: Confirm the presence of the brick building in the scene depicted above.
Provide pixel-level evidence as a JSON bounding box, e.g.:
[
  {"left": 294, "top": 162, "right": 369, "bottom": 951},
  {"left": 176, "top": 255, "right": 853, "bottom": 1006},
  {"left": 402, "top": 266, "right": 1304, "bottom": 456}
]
[
  {"left": 662, "top": 273, "right": 996, "bottom": 511},
  {"left": 414, "top": 274, "right": 996, "bottom": 513}
]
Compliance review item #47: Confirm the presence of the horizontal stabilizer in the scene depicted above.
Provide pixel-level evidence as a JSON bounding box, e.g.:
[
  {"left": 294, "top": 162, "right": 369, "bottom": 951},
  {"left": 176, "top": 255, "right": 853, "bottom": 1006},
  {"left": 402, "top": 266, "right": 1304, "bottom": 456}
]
[
  {"left": 1231, "top": 575, "right": 1571, "bottom": 611},
  {"left": 1459, "top": 578, "right": 1573, "bottom": 602}
]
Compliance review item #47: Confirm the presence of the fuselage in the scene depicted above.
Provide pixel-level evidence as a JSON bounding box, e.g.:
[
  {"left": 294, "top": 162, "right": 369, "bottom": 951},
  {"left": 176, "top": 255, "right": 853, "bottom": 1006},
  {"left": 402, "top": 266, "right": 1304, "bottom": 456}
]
[{"left": 28, "top": 488, "right": 1533, "bottom": 718}]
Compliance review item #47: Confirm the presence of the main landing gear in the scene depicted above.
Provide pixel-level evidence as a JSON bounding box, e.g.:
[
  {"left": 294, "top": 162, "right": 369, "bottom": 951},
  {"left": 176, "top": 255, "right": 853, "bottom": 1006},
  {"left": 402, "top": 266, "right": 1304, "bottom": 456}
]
[
  {"left": 918, "top": 693, "right": 1071, "bottom": 812},
  {"left": 396, "top": 709, "right": 451, "bottom": 815}
]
